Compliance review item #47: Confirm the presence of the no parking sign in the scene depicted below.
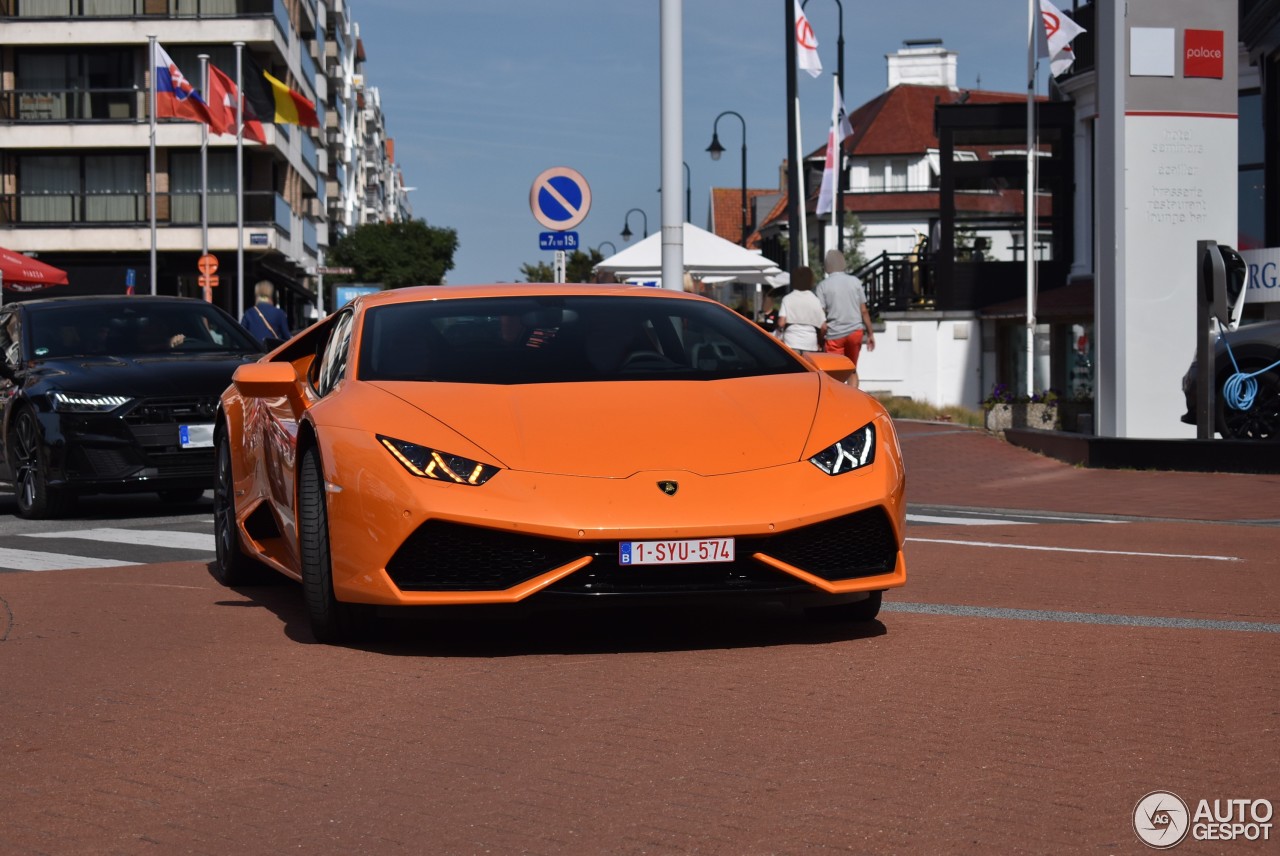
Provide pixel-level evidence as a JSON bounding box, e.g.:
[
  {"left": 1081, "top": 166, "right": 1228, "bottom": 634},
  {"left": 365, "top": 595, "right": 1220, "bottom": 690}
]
[{"left": 530, "top": 167, "right": 591, "bottom": 231}]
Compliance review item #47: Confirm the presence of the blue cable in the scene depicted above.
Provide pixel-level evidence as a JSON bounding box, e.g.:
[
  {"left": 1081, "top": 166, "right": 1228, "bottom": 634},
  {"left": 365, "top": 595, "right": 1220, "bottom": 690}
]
[{"left": 1220, "top": 335, "right": 1280, "bottom": 411}]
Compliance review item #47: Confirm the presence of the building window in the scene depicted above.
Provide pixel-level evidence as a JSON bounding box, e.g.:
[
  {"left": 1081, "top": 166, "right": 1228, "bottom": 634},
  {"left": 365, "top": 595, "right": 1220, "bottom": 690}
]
[
  {"left": 170, "top": 151, "right": 237, "bottom": 223},
  {"left": 889, "top": 159, "right": 908, "bottom": 191},
  {"left": 17, "top": 153, "right": 145, "bottom": 223},
  {"left": 867, "top": 158, "right": 885, "bottom": 192},
  {"left": 12, "top": 49, "right": 137, "bottom": 121}
]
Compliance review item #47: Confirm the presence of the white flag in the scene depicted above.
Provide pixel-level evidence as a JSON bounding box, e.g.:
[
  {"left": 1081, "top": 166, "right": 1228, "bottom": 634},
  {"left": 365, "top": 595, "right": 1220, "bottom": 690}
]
[
  {"left": 1039, "top": 0, "right": 1086, "bottom": 77},
  {"left": 795, "top": 0, "right": 822, "bottom": 79},
  {"left": 816, "top": 77, "right": 851, "bottom": 217}
]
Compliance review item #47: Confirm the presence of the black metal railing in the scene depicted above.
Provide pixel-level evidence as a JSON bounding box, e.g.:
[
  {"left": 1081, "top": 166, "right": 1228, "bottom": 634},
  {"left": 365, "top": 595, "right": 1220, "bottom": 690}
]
[
  {"left": 855, "top": 251, "right": 937, "bottom": 315},
  {"left": 1, "top": 0, "right": 274, "bottom": 18},
  {"left": 0, "top": 190, "right": 282, "bottom": 227},
  {"left": 0, "top": 88, "right": 143, "bottom": 122}
]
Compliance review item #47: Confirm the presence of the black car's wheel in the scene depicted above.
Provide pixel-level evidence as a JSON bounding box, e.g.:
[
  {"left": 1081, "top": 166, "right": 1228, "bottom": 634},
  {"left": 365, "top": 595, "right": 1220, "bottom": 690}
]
[
  {"left": 299, "top": 445, "right": 371, "bottom": 644},
  {"left": 159, "top": 488, "right": 206, "bottom": 504},
  {"left": 211, "top": 430, "right": 266, "bottom": 586},
  {"left": 1217, "top": 364, "right": 1280, "bottom": 440},
  {"left": 9, "top": 408, "right": 73, "bottom": 520},
  {"left": 805, "top": 590, "right": 883, "bottom": 623}
]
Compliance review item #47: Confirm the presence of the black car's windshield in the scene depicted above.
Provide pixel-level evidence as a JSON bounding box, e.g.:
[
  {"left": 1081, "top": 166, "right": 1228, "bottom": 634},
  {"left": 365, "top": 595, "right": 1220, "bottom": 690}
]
[
  {"left": 25, "top": 301, "right": 260, "bottom": 358},
  {"left": 358, "top": 295, "right": 805, "bottom": 384}
]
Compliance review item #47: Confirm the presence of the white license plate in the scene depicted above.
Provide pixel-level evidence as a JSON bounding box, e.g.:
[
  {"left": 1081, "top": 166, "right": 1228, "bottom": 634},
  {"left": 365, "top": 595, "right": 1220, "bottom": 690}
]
[
  {"left": 619, "top": 538, "right": 735, "bottom": 566},
  {"left": 179, "top": 423, "right": 214, "bottom": 449}
]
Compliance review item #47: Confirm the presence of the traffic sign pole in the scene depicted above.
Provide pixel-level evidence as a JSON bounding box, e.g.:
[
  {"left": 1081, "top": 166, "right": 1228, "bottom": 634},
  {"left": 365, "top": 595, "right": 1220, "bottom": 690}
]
[{"left": 554, "top": 251, "right": 566, "bottom": 284}]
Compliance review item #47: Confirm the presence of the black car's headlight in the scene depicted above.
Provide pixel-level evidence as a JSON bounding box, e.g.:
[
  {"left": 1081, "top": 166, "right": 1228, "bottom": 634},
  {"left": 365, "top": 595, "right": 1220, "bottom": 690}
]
[
  {"left": 377, "top": 435, "right": 499, "bottom": 485},
  {"left": 809, "top": 422, "right": 876, "bottom": 475},
  {"left": 50, "top": 392, "right": 134, "bottom": 414}
]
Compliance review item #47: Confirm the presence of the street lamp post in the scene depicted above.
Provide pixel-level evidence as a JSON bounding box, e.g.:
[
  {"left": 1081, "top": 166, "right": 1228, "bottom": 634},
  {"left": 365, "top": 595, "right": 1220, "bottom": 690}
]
[
  {"left": 655, "top": 161, "right": 692, "bottom": 223},
  {"left": 621, "top": 208, "right": 648, "bottom": 242},
  {"left": 707, "top": 110, "right": 748, "bottom": 246},
  {"left": 803, "top": 0, "right": 845, "bottom": 252}
]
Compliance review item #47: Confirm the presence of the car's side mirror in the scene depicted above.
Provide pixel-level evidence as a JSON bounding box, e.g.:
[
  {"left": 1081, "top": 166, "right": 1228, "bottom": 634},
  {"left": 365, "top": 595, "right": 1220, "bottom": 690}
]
[
  {"left": 805, "top": 352, "right": 856, "bottom": 383},
  {"left": 233, "top": 362, "right": 305, "bottom": 412}
]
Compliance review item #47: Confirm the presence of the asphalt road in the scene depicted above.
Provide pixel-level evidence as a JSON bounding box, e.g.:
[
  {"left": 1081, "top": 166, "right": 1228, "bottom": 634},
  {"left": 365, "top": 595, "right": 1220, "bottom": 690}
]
[{"left": 1, "top": 437, "right": 1278, "bottom": 854}]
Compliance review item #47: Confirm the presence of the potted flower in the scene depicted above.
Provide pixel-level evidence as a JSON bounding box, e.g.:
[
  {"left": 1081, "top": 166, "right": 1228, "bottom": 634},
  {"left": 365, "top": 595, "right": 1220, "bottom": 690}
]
[{"left": 982, "top": 385, "right": 1059, "bottom": 433}]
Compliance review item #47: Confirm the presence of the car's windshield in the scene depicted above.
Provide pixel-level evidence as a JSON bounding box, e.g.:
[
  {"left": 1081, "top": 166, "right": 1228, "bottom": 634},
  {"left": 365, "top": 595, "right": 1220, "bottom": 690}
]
[
  {"left": 358, "top": 295, "right": 805, "bottom": 384},
  {"left": 25, "top": 302, "right": 260, "bottom": 358}
]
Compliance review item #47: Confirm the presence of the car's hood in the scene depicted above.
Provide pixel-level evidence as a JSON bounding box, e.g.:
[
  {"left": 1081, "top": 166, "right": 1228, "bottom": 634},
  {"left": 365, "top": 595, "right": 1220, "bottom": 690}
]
[
  {"left": 27, "top": 353, "right": 259, "bottom": 399},
  {"left": 369, "top": 374, "right": 823, "bottom": 477}
]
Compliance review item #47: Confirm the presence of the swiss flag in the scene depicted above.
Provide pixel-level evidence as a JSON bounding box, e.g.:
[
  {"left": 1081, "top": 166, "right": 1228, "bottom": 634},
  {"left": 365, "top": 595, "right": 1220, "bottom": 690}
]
[{"left": 208, "top": 64, "right": 267, "bottom": 144}]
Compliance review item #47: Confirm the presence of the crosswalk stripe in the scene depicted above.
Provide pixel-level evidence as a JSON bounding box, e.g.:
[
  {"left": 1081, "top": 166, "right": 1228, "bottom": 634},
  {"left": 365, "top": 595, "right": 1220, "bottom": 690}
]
[
  {"left": 22, "top": 528, "right": 216, "bottom": 552},
  {"left": 907, "top": 513, "right": 1032, "bottom": 526},
  {"left": 0, "top": 546, "right": 136, "bottom": 572}
]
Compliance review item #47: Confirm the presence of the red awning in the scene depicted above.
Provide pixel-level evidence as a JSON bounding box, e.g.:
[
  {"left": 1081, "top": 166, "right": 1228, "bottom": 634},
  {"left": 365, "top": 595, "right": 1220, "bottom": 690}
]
[{"left": 0, "top": 246, "right": 69, "bottom": 291}]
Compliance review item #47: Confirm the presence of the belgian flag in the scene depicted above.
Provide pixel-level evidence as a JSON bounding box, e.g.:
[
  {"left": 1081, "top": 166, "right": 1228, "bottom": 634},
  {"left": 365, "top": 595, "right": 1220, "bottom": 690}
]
[{"left": 242, "top": 55, "right": 319, "bottom": 130}]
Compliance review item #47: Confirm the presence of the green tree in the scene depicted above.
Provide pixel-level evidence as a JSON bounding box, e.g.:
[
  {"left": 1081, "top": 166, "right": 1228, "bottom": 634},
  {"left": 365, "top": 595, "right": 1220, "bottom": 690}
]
[
  {"left": 328, "top": 219, "right": 458, "bottom": 288},
  {"left": 519, "top": 248, "right": 604, "bottom": 283}
]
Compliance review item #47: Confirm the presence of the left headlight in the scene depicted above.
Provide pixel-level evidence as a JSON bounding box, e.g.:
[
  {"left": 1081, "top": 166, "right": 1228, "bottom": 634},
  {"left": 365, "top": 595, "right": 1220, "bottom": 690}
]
[
  {"left": 377, "top": 435, "right": 499, "bottom": 485},
  {"left": 50, "top": 392, "right": 134, "bottom": 414},
  {"left": 809, "top": 422, "right": 876, "bottom": 475}
]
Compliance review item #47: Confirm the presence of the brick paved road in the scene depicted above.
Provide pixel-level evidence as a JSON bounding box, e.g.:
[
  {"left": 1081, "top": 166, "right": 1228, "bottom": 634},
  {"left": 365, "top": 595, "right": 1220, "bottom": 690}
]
[{"left": 1, "top": 424, "right": 1277, "bottom": 854}]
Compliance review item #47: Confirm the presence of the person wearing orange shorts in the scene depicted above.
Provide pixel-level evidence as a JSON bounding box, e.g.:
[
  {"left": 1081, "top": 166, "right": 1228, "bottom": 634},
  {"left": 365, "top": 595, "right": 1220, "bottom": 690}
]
[{"left": 816, "top": 250, "right": 876, "bottom": 387}]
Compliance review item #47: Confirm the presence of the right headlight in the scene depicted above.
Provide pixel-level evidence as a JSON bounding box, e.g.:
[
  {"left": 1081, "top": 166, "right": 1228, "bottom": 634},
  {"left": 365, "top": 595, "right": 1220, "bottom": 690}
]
[
  {"left": 377, "top": 435, "right": 499, "bottom": 485},
  {"left": 50, "top": 392, "right": 134, "bottom": 414},
  {"left": 809, "top": 422, "right": 876, "bottom": 475}
]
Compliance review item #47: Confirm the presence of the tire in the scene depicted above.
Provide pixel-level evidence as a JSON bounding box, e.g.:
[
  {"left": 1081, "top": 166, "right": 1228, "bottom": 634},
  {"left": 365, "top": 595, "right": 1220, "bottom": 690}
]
[
  {"left": 211, "top": 429, "right": 267, "bottom": 586},
  {"left": 298, "top": 445, "right": 371, "bottom": 644},
  {"left": 159, "top": 488, "right": 206, "bottom": 504},
  {"left": 806, "top": 590, "right": 883, "bottom": 623},
  {"left": 1216, "top": 364, "right": 1280, "bottom": 440},
  {"left": 9, "top": 408, "right": 73, "bottom": 520}
]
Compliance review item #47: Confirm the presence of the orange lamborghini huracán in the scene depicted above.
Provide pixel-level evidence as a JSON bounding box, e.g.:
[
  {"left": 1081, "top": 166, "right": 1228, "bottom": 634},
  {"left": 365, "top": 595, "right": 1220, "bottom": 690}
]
[{"left": 214, "top": 285, "right": 906, "bottom": 643}]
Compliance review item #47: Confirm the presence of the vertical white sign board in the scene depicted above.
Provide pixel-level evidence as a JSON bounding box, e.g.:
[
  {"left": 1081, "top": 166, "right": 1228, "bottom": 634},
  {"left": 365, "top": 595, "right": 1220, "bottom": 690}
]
[{"left": 1096, "top": 0, "right": 1238, "bottom": 438}]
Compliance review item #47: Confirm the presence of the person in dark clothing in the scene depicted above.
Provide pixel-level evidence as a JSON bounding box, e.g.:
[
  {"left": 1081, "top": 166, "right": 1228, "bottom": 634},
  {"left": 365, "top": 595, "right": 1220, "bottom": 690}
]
[{"left": 241, "top": 280, "right": 292, "bottom": 344}]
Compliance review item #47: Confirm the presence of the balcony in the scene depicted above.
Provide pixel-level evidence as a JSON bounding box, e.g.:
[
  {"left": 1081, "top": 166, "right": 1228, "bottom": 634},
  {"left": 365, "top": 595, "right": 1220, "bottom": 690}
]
[{"left": 0, "top": 87, "right": 142, "bottom": 121}]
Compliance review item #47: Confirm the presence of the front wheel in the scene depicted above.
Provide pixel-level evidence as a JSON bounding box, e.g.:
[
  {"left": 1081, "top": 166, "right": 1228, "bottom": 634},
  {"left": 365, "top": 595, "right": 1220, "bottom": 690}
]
[
  {"left": 211, "top": 429, "right": 267, "bottom": 586},
  {"left": 1217, "top": 366, "right": 1280, "bottom": 440},
  {"left": 9, "top": 408, "right": 73, "bottom": 520},
  {"left": 805, "top": 590, "right": 883, "bottom": 623},
  {"left": 298, "top": 445, "right": 371, "bottom": 644}
]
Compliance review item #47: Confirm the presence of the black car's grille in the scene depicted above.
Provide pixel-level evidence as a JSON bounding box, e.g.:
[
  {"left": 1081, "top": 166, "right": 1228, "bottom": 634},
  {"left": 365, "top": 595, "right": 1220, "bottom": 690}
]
[
  {"left": 122, "top": 396, "right": 218, "bottom": 450},
  {"left": 384, "top": 507, "right": 901, "bottom": 594},
  {"left": 72, "top": 446, "right": 142, "bottom": 479},
  {"left": 146, "top": 449, "right": 215, "bottom": 477}
]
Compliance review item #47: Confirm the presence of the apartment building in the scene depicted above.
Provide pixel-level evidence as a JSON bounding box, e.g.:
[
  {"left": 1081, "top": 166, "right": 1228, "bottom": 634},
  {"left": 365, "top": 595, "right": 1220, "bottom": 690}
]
[{"left": 0, "top": 0, "right": 410, "bottom": 323}]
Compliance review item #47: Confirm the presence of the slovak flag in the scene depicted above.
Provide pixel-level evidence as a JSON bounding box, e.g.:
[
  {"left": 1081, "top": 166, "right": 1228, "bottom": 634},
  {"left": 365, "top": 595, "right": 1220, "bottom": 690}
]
[
  {"left": 154, "top": 43, "right": 222, "bottom": 132},
  {"left": 795, "top": 0, "right": 822, "bottom": 79},
  {"left": 1038, "top": 0, "right": 1087, "bottom": 78},
  {"left": 817, "top": 77, "right": 854, "bottom": 217}
]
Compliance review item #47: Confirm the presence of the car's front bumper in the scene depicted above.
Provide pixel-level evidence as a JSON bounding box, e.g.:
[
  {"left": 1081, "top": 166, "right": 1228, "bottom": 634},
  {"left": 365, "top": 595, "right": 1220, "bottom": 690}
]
[{"left": 312, "top": 423, "right": 908, "bottom": 607}]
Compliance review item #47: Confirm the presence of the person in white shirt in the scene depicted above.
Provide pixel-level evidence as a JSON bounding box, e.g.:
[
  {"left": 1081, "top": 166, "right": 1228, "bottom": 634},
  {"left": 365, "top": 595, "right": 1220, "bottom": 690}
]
[{"left": 776, "top": 267, "right": 827, "bottom": 355}]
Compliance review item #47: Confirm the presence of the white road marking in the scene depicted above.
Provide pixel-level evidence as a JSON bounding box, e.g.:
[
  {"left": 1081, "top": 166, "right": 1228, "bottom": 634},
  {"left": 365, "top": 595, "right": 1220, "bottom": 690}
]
[
  {"left": 907, "top": 537, "right": 1239, "bottom": 562},
  {"left": 0, "top": 547, "right": 135, "bottom": 572},
  {"left": 23, "top": 528, "right": 216, "bottom": 552},
  {"left": 907, "top": 513, "right": 1032, "bottom": 526}
]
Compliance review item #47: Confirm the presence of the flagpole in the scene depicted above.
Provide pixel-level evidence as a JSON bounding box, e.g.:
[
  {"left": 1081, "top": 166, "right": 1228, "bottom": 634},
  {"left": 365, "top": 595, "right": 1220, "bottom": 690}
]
[
  {"left": 1025, "top": 0, "right": 1037, "bottom": 398},
  {"left": 784, "top": 0, "right": 801, "bottom": 274},
  {"left": 148, "top": 34, "right": 157, "bottom": 296},
  {"left": 199, "top": 54, "right": 211, "bottom": 304},
  {"left": 235, "top": 41, "right": 245, "bottom": 322},
  {"left": 795, "top": 96, "right": 808, "bottom": 270}
]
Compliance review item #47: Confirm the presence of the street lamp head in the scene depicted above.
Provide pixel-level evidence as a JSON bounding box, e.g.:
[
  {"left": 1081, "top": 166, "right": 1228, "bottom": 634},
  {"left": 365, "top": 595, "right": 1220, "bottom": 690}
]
[
  {"left": 706, "top": 133, "right": 725, "bottom": 161},
  {"left": 621, "top": 222, "right": 633, "bottom": 242}
]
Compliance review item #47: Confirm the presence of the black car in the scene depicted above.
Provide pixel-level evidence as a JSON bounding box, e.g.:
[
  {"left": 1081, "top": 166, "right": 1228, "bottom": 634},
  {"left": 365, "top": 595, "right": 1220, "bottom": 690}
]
[
  {"left": 0, "top": 295, "right": 262, "bottom": 517},
  {"left": 1181, "top": 318, "right": 1280, "bottom": 440}
]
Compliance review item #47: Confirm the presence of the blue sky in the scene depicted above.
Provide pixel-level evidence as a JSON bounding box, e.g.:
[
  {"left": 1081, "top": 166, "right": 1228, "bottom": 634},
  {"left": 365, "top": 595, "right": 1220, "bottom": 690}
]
[{"left": 354, "top": 0, "right": 1054, "bottom": 283}]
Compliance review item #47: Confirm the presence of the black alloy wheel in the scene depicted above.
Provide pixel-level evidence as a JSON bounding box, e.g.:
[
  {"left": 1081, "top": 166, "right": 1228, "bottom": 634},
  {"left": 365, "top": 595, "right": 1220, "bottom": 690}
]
[
  {"left": 298, "top": 445, "right": 371, "bottom": 644},
  {"left": 211, "top": 429, "right": 265, "bottom": 586},
  {"left": 805, "top": 590, "right": 883, "bottom": 623},
  {"left": 1217, "top": 365, "right": 1280, "bottom": 440},
  {"left": 9, "top": 408, "right": 72, "bottom": 520}
]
